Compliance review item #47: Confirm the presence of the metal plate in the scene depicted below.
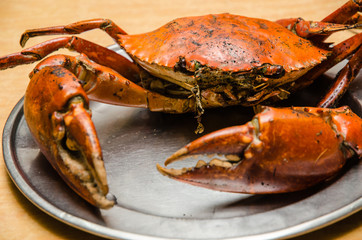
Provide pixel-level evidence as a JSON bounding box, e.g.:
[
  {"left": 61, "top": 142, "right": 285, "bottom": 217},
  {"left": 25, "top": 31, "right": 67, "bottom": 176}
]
[{"left": 3, "top": 48, "right": 362, "bottom": 239}]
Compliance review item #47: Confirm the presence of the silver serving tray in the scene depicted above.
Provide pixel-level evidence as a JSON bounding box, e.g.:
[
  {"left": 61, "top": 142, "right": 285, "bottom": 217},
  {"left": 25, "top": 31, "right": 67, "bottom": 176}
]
[{"left": 3, "top": 47, "right": 362, "bottom": 239}]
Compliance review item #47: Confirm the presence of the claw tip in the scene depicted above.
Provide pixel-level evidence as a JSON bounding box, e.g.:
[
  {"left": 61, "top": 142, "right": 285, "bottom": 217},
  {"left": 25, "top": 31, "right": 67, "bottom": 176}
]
[
  {"left": 165, "top": 147, "right": 189, "bottom": 165},
  {"left": 156, "top": 163, "right": 185, "bottom": 177},
  {"left": 20, "top": 33, "right": 29, "bottom": 48},
  {"left": 157, "top": 163, "right": 172, "bottom": 177},
  {"left": 94, "top": 194, "right": 116, "bottom": 209}
]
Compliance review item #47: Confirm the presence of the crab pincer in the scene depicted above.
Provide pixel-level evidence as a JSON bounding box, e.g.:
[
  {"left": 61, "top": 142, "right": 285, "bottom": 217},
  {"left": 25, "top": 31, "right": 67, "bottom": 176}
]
[
  {"left": 157, "top": 106, "right": 362, "bottom": 193},
  {"left": 24, "top": 64, "right": 115, "bottom": 209}
]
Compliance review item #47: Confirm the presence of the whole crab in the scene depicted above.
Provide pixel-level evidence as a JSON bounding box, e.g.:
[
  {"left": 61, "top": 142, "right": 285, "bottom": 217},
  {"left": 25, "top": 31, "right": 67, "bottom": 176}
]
[{"left": 0, "top": 0, "right": 361, "bottom": 209}]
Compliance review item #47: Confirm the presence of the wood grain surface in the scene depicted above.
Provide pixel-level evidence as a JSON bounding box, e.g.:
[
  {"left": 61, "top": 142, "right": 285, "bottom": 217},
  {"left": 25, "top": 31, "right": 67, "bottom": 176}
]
[{"left": 0, "top": 0, "right": 360, "bottom": 239}]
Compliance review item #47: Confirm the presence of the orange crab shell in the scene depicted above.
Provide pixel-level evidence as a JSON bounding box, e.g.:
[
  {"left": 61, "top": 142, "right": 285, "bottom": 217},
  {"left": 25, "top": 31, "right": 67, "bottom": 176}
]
[{"left": 118, "top": 13, "right": 330, "bottom": 74}]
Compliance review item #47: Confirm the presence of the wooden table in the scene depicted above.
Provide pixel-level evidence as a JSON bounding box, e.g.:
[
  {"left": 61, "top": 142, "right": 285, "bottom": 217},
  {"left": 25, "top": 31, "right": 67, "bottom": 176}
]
[{"left": 0, "top": 0, "right": 360, "bottom": 239}]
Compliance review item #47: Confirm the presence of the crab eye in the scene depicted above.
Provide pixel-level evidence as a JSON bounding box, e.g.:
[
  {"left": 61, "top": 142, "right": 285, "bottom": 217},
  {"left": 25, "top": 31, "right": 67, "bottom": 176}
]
[{"left": 257, "top": 63, "right": 285, "bottom": 78}]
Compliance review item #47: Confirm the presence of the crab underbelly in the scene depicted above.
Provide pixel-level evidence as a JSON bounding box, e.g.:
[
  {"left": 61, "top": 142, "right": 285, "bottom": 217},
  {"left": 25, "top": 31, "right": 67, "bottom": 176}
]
[{"left": 135, "top": 56, "right": 314, "bottom": 107}]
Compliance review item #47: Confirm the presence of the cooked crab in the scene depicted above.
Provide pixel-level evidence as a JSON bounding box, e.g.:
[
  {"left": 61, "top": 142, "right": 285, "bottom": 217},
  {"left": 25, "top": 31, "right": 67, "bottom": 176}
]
[{"left": 0, "top": 0, "right": 361, "bottom": 208}]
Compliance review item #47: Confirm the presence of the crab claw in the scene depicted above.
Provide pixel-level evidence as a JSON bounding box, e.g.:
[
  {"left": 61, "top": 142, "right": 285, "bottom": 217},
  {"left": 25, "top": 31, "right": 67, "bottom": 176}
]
[
  {"left": 158, "top": 106, "right": 361, "bottom": 193},
  {"left": 24, "top": 66, "right": 114, "bottom": 208}
]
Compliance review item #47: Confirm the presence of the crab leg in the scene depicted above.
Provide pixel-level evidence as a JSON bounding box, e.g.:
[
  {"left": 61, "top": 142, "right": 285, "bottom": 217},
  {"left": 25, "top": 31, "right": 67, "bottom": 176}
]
[
  {"left": 321, "top": 0, "right": 361, "bottom": 24},
  {"left": 0, "top": 36, "right": 140, "bottom": 81},
  {"left": 20, "top": 18, "right": 127, "bottom": 47},
  {"left": 292, "top": 32, "right": 361, "bottom": 107},
  {"left": 158, "top": 106, "right": 362, "bottom": 193},
  {"left": 318, "top": 45, "right": 362, "bottom": 107},
  {"left": 62, "top": 54, "right": 195, "bottom": 113},
  {"left": 276, "top": 0, "right": 361, "bottom": 39},
  {"left": 315, "top": 0, "right": 361, "bottom": 42},
  {"left": 275, "top": 18, "right": 361, "bottom": 39}
]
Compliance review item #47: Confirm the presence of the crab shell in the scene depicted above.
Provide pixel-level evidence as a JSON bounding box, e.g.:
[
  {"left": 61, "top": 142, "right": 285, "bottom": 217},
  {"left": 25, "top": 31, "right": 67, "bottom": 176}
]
[{"left": 118, "top": 13, "right": 330, "bottom": 93}]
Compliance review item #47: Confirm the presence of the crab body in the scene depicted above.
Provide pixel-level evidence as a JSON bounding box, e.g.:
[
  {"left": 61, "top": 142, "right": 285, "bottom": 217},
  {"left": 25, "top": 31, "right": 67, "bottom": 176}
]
[
  {"left": 0, "top": 0, "right": 361, "bottom": 208},
  {"left": 120, "top": 14, "right": 330, "bottom": 107}
]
